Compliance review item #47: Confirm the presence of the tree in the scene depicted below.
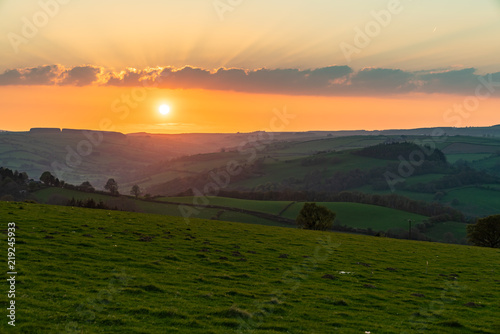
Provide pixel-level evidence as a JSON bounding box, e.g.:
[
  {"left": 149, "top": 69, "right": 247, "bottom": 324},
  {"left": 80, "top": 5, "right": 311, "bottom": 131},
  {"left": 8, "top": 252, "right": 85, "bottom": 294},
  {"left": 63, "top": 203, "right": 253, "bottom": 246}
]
[
  {"left": 104, "top": 178, "right": 119, "bottom": 196},
  {"left": 296, "top": 202, "right": 336, "bottom": 231},
  {"left": 130, "top": 184, "right": 142, "bottom": 198},
  {"left": 467, "top": 215, "right": 500, "bottom": 248},
  {"left": 79, "top": 181, "right": 95, "bottom": 193},
  {"left": 40, "top": 171, "right": 55, "bottom": 186}
]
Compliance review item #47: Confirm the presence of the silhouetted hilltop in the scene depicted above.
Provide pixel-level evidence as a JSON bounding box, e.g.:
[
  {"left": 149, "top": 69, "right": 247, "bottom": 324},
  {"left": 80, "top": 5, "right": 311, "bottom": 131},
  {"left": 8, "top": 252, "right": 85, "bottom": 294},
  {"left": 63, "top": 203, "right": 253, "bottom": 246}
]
[
  {"left": 29, "top": 128, "right": 61, "bottom": 133},
  {"left": 61, "top": 128, "right": 126, "bottom": 139}
]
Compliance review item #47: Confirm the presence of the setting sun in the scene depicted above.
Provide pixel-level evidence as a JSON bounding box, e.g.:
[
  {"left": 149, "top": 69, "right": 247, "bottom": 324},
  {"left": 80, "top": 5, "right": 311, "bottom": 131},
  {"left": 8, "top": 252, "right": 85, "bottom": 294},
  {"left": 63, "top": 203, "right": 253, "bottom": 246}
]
[{"left": 159, "top": 104, "right": 170, "bottom": 115}]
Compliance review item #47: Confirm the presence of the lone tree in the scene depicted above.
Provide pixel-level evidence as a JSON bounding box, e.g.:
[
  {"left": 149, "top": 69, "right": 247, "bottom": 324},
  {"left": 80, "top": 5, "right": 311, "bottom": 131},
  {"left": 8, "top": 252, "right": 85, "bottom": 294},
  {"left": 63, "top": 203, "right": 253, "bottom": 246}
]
[
  {"left": 40, "top": 171, "right": 55, "bottom": 186},
  {"left": 130, "top": 184, "right": 142, "bottom": 198},
  {"left": 104, "top": 178, "right": 119, "bottom": 196},
  {"left": 467, "top": 214, "right": 500, "bottom": 248},
  {"left": 296, "top": 202, "right": 336, "bottom": 231},
  {"left": 79, "top": 181, "right": 95, "bottom": 193}
]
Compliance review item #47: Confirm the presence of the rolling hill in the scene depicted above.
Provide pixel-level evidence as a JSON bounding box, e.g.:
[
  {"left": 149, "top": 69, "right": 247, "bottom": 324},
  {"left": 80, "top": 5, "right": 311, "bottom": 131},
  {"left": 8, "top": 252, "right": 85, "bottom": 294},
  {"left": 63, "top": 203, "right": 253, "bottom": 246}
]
[{"left": 31, "top": 188, "right": 467, "bottom": 243}]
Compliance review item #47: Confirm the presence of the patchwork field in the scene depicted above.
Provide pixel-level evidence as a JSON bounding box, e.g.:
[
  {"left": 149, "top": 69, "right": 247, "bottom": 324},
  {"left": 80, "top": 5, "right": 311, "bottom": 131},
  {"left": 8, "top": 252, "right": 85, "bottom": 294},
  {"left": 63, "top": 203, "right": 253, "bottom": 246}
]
[{"left": 33, "top": 189, "right": 469, "bottom": 242}]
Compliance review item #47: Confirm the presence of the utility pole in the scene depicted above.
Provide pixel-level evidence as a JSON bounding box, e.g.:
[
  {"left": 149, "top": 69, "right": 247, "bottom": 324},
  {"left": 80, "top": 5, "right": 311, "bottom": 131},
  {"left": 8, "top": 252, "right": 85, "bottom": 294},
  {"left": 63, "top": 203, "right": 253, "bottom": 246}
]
[{"left": 408, "top": 219, "right": 412, "bottom": 240}]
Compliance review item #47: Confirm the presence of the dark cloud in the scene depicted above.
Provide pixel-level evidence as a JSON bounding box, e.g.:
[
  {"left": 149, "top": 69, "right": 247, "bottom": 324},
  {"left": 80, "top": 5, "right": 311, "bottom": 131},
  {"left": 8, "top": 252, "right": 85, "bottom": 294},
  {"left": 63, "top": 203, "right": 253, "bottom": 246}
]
[
  {"left": 349, "top": 68, "right": 415, "bottom": 94},
  {"left": 0, "top": 69, "right": 22, "bottom": 85},
  {"left": 0, "top": 64, "right": 498, "bottom": 97},
  {"left": 156, "top": 65, "right": 354, "bottom": 95},
  {"left": 22, "top": 65, "right": 60, "bottom": 85},
  {"left": 417, "top": 68, "right": 482, "bottom": 94},
  {"left": 0, "top": 65, "right": 60, "bottom": 86},
  {"left": 61, "top": 66, "right": 101, "bottom": 86}
]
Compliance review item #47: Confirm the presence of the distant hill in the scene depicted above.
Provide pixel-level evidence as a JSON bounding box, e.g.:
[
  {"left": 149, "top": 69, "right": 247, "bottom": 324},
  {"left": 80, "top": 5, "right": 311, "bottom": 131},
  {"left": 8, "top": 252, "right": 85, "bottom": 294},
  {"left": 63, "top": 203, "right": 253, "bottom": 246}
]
[{"left": 2, "top": 125, "right": 500, "bottom": 201}]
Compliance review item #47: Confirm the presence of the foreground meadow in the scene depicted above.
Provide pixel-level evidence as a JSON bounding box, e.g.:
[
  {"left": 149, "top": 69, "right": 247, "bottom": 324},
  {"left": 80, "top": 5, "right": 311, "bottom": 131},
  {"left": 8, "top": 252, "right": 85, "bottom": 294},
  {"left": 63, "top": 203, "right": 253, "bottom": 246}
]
[{"left": 1, "top": 202, "right": 499, "bottom": 333}]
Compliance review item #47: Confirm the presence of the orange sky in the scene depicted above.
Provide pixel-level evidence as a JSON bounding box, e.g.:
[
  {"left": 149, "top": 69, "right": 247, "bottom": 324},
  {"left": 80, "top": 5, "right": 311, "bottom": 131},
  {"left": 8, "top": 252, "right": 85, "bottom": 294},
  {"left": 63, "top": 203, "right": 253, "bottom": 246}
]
[
  {"left": 1, "top": 1, "right": 499, "bottom": 133},
  {"left": 1, "top": 85, "right": 498, "bottom": 133}
]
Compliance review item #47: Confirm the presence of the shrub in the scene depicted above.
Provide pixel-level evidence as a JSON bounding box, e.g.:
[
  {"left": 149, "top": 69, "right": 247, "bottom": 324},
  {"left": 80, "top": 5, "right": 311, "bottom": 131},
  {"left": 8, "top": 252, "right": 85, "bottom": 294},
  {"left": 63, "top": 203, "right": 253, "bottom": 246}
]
[
  {"left": 467, "top": 214, "right": 500, "bottom": 248},
  {"left": 296, "top": 202, "right": 336, "bottom": 231}
]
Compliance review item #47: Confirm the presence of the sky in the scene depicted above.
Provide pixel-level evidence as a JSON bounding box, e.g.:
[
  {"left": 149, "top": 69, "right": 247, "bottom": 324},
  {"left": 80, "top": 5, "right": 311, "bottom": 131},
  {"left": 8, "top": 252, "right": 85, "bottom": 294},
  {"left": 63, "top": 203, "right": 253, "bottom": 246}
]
[{"left": 0, "top": 0, "right": 499, "bottom": 133}]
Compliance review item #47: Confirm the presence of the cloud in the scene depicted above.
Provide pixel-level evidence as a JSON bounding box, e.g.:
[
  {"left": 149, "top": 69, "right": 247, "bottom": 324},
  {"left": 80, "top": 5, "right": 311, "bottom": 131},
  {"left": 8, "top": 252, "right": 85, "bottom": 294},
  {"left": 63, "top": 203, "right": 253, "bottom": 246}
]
[
  {"left": 22, "top": 65, "right": 61, "bottom": 85},
  {"left": 417, "top": 68, "right": 483, "bottom": 94},
  {"left": 0, "top": 69, "right": 22, "bottom": 85},
  {"left": 61, "top": 66, "right": 101, "bottom": 86},
  {"left": 349, "top": 68, "right": 416, "bottom": 94},
  {"left": 0, "top": 65, "right": 61, "bottom": 85},
  {"left": 0, "top": 64, "right": 498, "bottom": 97}
]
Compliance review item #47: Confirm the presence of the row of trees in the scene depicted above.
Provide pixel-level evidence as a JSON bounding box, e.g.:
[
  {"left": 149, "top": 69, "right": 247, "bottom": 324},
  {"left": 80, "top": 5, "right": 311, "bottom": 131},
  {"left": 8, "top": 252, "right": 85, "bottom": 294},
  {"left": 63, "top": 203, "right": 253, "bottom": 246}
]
[
  {"left": 0, "top": 167, "right": 30, "bottom": 201},
  {"left": 38, "top": 171, "right": 145, "bottom": 198}
]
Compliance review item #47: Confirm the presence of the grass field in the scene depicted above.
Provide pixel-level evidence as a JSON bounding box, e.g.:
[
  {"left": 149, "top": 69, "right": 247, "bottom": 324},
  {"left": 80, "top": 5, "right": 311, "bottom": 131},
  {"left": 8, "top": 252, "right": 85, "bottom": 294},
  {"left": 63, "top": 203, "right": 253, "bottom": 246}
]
[
  {"left": 163, "top": 197, "right": 295, "bottom": 216},
  {"left": 163, "top": 197, "right": 470, "bottom": 241},
  {"left": 34, "top": 189, "right": 470, "bottom": 240},
  {"left": 32, "top": 188, "right": 290, "bottom": 228},
  {"left": 1, "top": 201, "right": 499, "bottom": 333},
  {"left": 442, "top": 186, "right": 500, "bottom": 217},
  {"left": 162, "top": 196, "right": 429, "bottom": 232},
  {"left": 281, "top": 202, "right": 427, "bottom": 232},
  {"left": 426, "top": 221, "right": 469, "bottom": 243}
]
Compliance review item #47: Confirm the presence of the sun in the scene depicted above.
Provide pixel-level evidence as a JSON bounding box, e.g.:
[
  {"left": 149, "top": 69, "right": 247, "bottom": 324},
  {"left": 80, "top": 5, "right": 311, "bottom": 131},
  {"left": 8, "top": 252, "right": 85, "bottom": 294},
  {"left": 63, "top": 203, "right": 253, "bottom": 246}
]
[{"left": 159, "top": 104, "right": 170, "bottom": 115}]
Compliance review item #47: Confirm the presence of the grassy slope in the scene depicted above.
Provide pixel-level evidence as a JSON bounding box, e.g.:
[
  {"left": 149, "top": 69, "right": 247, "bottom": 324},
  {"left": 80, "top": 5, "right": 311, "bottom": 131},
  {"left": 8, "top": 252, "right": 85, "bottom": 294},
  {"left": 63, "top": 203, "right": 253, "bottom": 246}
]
[
  {"left": 168, "top": 197, "right": 431, "bottom": 232},
  {"left": 163, "top": 196, "right": 470, "bottom": 241},
  {"left": 34, "top": 189, "right": 469, "bottom": 240},
  {"left": 442, "top": 187, "right": 500, "bottom": 217},
  {"left": 163, "top": 197, "right": 295, "bottom": 216},
  {"left": 32, "top": 188, "right": 289, "bottom": 228},
  {"left": 1, "top": 202, "right": 499, "bottom": 333},
  {"left": 282, "top": 202, "right": 427, "bottom": 231}
]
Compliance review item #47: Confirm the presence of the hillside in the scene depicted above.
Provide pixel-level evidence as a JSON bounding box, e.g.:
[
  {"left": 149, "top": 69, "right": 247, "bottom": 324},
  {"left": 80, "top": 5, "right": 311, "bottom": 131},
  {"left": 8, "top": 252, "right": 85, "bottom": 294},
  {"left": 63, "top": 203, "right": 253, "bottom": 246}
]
[
  {"left": 144, "top": 135, "right": 500, "bottom": 218},
  {"left": 31, "top": 188, "right": 467, "bottom": 242},
  {"left": 0, "top": 129, "right": 278, "bottom": 187},
  {"left": 1, "top": 201, "right": 499, "bottom": 333},
  {"left": 2, "top": 125, "right": 500, "bottom": 191}
]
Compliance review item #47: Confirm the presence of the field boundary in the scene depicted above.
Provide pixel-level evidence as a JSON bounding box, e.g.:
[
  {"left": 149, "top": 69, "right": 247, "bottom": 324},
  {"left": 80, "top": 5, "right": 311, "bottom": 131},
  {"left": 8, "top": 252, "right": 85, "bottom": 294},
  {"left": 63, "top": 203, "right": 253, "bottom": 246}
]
[
  {"left": 151, "top": 199, "right": 296, "bottom": 225},
  {"left": 278, "top": 201, "right": 297, "bottom": 216}
]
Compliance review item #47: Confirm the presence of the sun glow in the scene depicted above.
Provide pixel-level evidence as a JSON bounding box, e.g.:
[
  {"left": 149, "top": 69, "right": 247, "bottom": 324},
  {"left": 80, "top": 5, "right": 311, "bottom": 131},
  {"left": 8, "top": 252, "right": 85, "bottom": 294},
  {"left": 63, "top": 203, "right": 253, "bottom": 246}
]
[{"left": 159, "top": 104, "right": 170, "bottom": 115}]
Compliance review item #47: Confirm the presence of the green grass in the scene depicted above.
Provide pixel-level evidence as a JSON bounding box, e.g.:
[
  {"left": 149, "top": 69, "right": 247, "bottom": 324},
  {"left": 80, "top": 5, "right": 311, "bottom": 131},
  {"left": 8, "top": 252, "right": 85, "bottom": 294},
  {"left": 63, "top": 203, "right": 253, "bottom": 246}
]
[
  {"left": 445, "top": 153, "right": 492, "bottom": 164},
  {"left": 1, "top": 201, "right": 499, "bottom": 333},
  {"left": 400, "top": 174, "right": 447, "bottom": 187},
  {"left": 162, "top": 197, "right": 429, "bottom": 233},
  {"left": 426, "top": 221, "right": 469, "bottom": 243},
  {"left": 442, "top": 186, "right": 500, "bottom": 217},
  {"left": 283, "top": 202, "right": 427, "bottom": 232},
  {"left": 36, "top": 190, "right": 470, "bottom": 238},
  {"left": 163, "top": 197, "right": 294, "bottom": 216},
  {"left": 33, "top": 188, "right": 288, "bottom": 228}
]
